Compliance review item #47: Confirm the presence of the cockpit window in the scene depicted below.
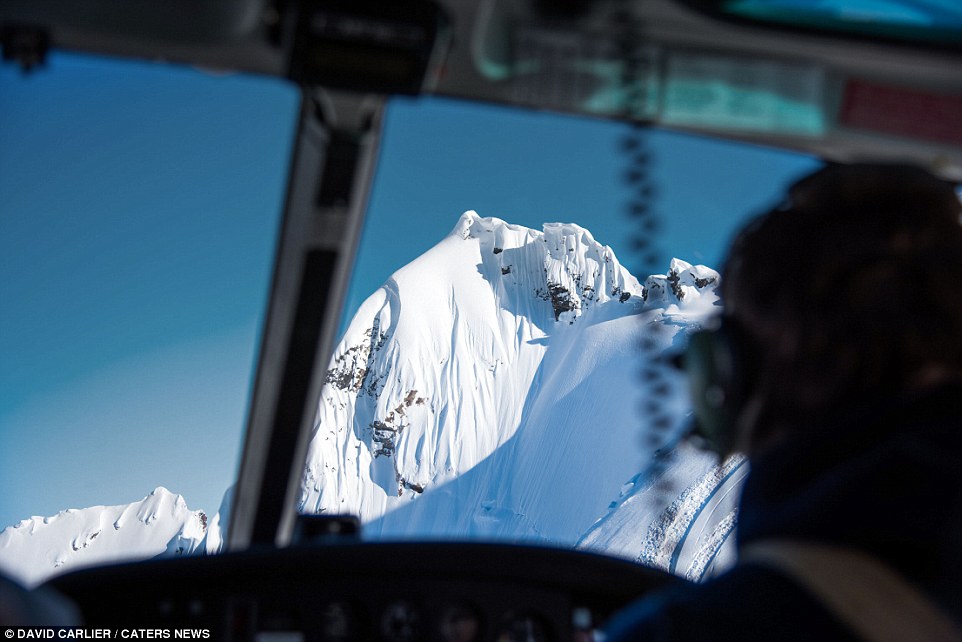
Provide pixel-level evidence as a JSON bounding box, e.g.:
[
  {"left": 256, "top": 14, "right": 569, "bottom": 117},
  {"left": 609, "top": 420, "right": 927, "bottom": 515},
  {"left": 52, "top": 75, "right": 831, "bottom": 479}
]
[
  {"left": 303, "top": 95, "right": 819, "bottom": 572},
  {"left": 1, "top": 50, "right": 821, "bottom": 583},
  {"left": 0, "top": 52, "right": 297, "bottom": 583}
]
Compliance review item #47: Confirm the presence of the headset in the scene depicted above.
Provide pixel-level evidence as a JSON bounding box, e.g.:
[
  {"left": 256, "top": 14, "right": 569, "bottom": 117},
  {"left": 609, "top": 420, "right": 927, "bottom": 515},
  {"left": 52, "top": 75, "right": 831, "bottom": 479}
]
[{"left": 682, "top": 316, "right": 758, "bottom": 458}]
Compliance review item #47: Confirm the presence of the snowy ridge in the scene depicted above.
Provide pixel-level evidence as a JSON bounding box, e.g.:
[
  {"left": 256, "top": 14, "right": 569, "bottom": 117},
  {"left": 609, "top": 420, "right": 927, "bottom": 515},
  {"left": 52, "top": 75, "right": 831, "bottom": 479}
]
[{"left": 0, "top": 487, "right": 206, "bottom": 586}]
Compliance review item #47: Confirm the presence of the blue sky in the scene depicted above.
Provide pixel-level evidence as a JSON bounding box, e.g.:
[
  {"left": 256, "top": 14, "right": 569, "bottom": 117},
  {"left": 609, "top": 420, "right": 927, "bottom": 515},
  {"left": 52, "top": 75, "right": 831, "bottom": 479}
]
[
  {"left": 0, "top": 51, "right": 819, "bottom": 531},
  {"left": 0, "top": 53, "right": 298, "bottom": 527}
]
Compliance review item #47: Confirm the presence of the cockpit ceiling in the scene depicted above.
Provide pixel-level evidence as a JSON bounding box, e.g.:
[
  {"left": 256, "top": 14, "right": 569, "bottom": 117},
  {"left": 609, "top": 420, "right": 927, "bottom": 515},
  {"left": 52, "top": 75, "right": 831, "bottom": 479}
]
[{"left": 2, "top": 0, "right": 961, "bottom": 177}]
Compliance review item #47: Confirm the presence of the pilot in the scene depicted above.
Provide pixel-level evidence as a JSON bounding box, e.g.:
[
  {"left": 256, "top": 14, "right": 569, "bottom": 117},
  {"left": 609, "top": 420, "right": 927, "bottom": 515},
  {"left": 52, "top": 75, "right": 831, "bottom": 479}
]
[{"left": 607, "top": 163, "right": 962, "bottom": 641}]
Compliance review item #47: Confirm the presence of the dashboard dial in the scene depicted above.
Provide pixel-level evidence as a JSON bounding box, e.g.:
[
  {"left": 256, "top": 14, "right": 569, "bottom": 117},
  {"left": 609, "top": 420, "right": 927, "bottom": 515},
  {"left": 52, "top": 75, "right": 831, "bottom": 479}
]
[
  {"left": 380, "top": 600, "right": 421, "bottom": 642},
  {"left": 495, "top": 612, "right": 551, "bottom": 642}
]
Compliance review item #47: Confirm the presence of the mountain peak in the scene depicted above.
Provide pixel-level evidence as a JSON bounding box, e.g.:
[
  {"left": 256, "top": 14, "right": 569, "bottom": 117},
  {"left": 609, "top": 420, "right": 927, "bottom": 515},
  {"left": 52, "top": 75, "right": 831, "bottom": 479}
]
[
  {"left": 450, "top": 210, "right": 532, "bottom": 241},
  {"left": 0, "top": 489, "right": 207, "bottom": 586},
  {"left": 643, "top": 257, "right": 720, "bottom": 315},
  {"left": 447, "top": 211, "right": 643, "bottom": 324}
]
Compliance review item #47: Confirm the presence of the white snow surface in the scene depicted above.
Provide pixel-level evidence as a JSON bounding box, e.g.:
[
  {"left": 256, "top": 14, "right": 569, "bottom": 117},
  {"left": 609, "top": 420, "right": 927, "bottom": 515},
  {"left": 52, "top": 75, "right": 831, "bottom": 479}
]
[
  {"left": 299, "top": 212, "right": 737, "bottom": 577},
  {"left": 0, "top": 487, "right": 206, "bottom": 586},
  {"left": 3, "top": 212, "right": 742, "bottom": 585}
]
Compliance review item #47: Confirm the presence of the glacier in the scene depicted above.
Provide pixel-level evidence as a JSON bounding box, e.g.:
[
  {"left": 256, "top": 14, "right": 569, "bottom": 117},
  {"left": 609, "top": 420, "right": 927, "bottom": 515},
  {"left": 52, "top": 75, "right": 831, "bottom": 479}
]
[{"left": 1, "top": 211, "right": 744, "bottom": 585}]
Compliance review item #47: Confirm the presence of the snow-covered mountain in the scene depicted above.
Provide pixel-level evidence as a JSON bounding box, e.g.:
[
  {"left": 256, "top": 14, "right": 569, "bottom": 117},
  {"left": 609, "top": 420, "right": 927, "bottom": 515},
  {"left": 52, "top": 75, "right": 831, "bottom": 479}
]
[
  {"left": 300, "top": 212, "right": 646, "bottom": 519},
  {"left": 299, "top": 212, "right": 740, "bottom": 577},
  {"left": 0, "top": 487, "right": 207, "bottom": 586},
  {"left": 2, "top": 211, "right": 743, "bottom": 585}
]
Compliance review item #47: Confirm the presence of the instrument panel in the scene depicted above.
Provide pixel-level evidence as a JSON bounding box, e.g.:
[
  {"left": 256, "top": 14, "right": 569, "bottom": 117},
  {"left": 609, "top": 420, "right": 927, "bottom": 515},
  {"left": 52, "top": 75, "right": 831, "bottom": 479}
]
[{"left": 47, "top": 542, "right": 675, "bottom": 642}]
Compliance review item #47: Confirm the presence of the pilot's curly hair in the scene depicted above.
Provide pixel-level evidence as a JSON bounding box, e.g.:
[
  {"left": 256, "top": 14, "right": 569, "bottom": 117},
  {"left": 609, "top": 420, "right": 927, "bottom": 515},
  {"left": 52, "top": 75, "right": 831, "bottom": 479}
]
[{"left": 722, "top": 163, "right": 962, "bottom": 446}]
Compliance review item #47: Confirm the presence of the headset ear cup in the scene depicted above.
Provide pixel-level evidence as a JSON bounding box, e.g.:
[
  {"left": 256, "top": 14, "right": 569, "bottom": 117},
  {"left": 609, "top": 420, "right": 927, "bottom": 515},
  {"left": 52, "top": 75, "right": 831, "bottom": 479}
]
[{"left": 684, "top": 322, "right": 747, "bottom": 457}]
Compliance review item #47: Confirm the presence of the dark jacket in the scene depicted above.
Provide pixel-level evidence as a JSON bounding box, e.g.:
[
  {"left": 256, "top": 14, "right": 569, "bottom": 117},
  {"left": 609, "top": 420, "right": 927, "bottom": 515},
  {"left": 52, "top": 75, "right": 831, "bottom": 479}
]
[{"left": 606, "top": 384, "right": 962, "bottom": 640}]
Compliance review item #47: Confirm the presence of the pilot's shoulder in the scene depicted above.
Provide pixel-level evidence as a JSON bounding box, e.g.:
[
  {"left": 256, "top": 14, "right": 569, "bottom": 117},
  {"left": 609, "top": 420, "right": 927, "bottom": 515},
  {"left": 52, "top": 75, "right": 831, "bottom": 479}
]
[{"left": 605, "top": 564, "right": 860, "bottom": 642}]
